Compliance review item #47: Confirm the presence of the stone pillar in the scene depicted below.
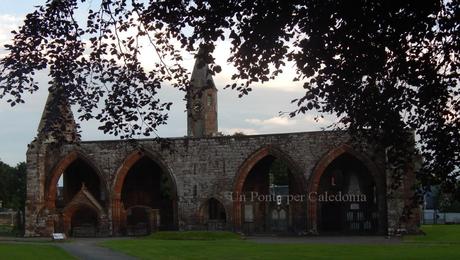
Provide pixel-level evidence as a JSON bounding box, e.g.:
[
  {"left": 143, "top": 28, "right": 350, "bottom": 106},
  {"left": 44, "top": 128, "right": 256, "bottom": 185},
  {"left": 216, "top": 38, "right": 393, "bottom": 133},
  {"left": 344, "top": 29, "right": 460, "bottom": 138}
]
[
  {"left": 386, "top": 162, "right": 420, "bottom": 235},
  {"left": 232, "top": 195, "right": 243, "bottom": 232},
  {"left": 24, "top": 142, "right": 47, "bottom": 237},
  {"left": 99, "top": 214, "right": 110, "bottom": 236},
  {"left": 62, "top": 213, "right": 71, "bottom": 237},
  {"left": 307, "top": 200, "right": 318, "bottom": 234},
  {"left": 111, "top": 196, "right": 121, "bottom": 236}
]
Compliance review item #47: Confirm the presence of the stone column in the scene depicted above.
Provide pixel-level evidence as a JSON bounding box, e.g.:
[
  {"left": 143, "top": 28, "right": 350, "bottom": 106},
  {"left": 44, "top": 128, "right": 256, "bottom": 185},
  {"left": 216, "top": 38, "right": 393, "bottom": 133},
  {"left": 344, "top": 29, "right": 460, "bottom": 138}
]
[
  {"left": 24, "top": 142, "right": 47, "bottom": 237},
  {"left": 111, "top": 196, "right": 121, "bottom": 236}
]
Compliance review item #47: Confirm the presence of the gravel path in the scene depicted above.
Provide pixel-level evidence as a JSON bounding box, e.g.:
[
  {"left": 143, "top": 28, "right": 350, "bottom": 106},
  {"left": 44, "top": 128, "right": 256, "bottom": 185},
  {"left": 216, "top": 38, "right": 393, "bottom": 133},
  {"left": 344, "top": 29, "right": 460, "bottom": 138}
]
[
  {"left": 0, "top": 237, "right": 137, "bottom": 260},
  {"left": 55, "top": 238, "right": 138, "bottom": 260}
]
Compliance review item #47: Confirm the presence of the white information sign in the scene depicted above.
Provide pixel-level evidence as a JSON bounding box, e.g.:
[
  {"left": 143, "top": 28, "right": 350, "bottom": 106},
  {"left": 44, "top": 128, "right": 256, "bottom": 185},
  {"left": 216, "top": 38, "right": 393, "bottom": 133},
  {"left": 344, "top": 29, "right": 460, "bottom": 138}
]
[{"left": 52, "top": 233, "right": 66, "bottom": 240}]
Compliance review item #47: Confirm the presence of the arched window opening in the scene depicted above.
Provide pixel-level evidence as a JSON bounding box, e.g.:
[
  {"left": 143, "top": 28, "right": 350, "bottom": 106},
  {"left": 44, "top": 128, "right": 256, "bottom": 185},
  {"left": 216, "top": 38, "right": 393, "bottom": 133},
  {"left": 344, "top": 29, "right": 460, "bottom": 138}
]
[
  {"left": 121, "top": 157, "right": 176, "bottom": 234},
  {"left": 55, "top": 158, "right": 102, "bottom": 209},
  {"left": 269, "top": 158, "right": 290, "bottom": 198},
  {"left": 208, "top": 198, "right": 226, "bottom": 221},
  {"left": 204, "top": 198, "right": 226, "bottom": 231},
  {"left": 318, "top": 154, "right": 378, "bottom": 234},
  {"left": 241, "top": 155, "right": 305, "bottom": 234}
]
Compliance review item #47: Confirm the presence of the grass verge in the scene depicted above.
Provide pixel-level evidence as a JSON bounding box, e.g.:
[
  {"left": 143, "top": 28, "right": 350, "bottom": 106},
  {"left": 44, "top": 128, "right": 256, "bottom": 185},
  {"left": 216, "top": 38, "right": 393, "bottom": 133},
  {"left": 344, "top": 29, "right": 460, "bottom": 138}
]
[
  {"left": 0, "top": 243, "right": 74, "bottom": 260},
  {"left": 101, "top": 226, "right": 460, "bottom": 259},
  {"left": 404, "top": 224, "right": 460, "bottom": 244}
]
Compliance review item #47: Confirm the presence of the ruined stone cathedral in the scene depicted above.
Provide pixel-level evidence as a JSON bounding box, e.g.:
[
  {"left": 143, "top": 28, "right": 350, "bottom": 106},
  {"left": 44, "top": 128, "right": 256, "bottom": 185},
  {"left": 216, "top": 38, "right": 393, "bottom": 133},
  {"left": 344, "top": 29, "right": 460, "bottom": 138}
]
[{"left": 25, "top": 56, "right": 420, "bottom": 237}]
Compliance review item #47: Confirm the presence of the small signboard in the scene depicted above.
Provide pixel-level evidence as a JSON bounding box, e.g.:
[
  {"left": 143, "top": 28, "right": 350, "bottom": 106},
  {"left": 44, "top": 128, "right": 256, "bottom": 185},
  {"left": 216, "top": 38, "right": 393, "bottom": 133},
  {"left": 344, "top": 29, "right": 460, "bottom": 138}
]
[{"left": 52, "top": 233, "right": 66, "bottom": 241}]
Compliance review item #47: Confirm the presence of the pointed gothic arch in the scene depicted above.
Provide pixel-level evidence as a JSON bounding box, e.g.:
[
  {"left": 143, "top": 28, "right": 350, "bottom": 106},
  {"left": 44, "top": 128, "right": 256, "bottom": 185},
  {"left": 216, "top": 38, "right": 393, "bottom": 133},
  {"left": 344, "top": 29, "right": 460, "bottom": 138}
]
[
  {"left": 112, "top": 149, "right": 178, "bottom": 235},
  {"left": 45, "top": 150, "right": 107, "bottom": 210},
  {"left": 56, "top": 183, "right": 110, "bottom": 236},
  {"left": 307, "top": 144, "right": 386, "bottom": 234},
  {"left": 63, "top": 204, "right": 101, "bottom": 237},
  {"left": 233, "top": 146, "right": 307, "bottom": 233},
  {"left": 199, "top": 197, "right": 228, "bottom": 230}
]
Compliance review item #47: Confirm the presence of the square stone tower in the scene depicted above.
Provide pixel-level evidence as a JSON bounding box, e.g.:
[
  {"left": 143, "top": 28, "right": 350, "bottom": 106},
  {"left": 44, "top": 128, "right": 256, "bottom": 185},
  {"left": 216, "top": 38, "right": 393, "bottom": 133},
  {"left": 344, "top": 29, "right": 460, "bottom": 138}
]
[{"left": 187, "top": 49, "right": 218, "bottom": 137}]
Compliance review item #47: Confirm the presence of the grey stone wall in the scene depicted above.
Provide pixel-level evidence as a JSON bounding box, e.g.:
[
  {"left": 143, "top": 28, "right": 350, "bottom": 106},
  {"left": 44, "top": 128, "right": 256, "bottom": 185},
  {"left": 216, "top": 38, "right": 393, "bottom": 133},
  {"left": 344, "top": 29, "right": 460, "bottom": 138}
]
[{"left": 25, "top": 130, "right": 418, "bottom": 236}]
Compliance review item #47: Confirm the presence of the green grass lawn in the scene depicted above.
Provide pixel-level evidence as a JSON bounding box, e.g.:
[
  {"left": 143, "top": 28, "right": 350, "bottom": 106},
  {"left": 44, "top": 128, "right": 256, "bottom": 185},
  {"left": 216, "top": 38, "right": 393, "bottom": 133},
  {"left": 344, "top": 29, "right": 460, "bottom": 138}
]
[
  {"left": 0, "top": 243, "right": 74, "bottom": 260},
  {"left": 149, "top": 231, "right": 241, "bottom": 240},
  {"left": 404, "top": 224, "right": 460, "bottom": 244},
  {"left": 102, "top": 226, "right": 460, "bottom": 260}
]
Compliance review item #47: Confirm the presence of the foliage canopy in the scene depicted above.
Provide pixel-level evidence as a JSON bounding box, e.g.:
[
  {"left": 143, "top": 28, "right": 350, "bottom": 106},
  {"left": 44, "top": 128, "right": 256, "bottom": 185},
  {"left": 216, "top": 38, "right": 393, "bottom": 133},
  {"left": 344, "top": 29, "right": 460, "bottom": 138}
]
[{"left": 0, "top": 1, "right": 458, "bottom": 196}]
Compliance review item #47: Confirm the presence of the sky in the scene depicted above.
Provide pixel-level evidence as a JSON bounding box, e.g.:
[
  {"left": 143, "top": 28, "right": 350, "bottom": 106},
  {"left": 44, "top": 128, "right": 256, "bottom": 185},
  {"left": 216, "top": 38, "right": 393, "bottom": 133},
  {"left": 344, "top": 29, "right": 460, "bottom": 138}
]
[{"left": 0, "top": 1, "right": 333, "bottom": 166}]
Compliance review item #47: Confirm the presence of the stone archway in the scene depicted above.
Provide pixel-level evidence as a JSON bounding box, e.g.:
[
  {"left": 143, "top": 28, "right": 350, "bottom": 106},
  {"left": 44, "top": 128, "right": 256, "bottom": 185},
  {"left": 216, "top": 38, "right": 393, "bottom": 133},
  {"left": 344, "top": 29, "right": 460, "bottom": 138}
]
[
  {"left": 112, "top": 149, "right": 178, "bottom": 235},
  {"left": 307, "top": 144, "right": 386, "bottom": 234},
  {"left": 62, "top": 204, "right": 103, "bottom": 237},
  {"left": 44, "top": 151, "right": 107, "bottom": 236},
  {"left": 233, "top": 146, "right": 307, "bottom": 234},
  {"left": 199, "top": 198, "right": 228, "bottom": 231},
  {"left": 45, "top": 151, "right": 107, "bottom": 210},
  {"left": 60, "top": 184, "right": 109, "bottom": 237}
]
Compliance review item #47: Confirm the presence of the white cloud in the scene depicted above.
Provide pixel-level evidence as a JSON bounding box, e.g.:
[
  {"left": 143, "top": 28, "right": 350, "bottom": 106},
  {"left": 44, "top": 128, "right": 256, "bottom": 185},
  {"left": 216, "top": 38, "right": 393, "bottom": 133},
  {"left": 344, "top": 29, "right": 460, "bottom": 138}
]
[
  {"left": 246, "top": 116, "right": 297, "bottom": 126},
  {"left": 210, "top": 39, "right": 304, "bottom": 93},
  {"left": 303, "top": 114, "right": 332, "bottom": 125},
  {"left": 241, "top": 113, "right": 336, "bottom": 135},
  {"left": 220, "top": 127, "right": 259, "bottom": 136},
  {"left": 0, "top": 14, "right": 23, "bottom": 51}
]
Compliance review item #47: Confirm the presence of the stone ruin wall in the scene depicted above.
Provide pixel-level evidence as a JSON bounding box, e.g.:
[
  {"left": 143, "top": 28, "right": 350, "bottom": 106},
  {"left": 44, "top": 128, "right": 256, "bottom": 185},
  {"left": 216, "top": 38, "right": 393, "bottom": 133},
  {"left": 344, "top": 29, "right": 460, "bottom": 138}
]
[{"left": 24, "top": 130, "right": 419, "bottom": 236}]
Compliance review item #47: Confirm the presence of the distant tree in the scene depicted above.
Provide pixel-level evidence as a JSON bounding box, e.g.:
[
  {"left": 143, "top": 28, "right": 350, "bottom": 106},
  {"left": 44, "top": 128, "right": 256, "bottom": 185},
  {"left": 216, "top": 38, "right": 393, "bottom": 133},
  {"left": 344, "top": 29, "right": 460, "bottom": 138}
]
[
  {"left": 438, "top": 192, "right": 460, "bottom": 212},
  {"left": 445, "top": 201, "right": 460, "bottom": 213},
  {"left": 269, "top": 159, "right": 290, "bottom": 186},
  {"left": 0, "top": 1, "right": 458, "bottom": 197},
  {"left": 0, "top": 160, "right": 26, "bottom": 210}
]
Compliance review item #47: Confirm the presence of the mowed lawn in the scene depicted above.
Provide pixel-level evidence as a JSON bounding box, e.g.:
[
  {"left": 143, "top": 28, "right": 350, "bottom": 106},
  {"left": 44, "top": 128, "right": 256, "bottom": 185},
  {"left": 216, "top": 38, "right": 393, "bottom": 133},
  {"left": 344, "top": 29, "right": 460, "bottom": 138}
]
[
  {"left": 102, "top": 226, "right": 460, "bottom": 260},
  {"left": 404, "top": 224, "right": 460, "bottom": 244},
  {"left": 0, "top": 243, "right": 74, "bottom": 260}
]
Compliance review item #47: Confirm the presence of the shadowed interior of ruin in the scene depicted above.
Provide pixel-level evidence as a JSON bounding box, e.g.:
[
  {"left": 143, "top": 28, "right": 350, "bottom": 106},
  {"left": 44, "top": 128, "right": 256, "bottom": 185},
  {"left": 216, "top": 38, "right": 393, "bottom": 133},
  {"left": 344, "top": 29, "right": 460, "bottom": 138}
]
[
  {"left": 56, "top": 159, "right": 102, "bottom": 208},
  {"left": 208, "top": 198, "right": 226, "bottom": 221},
  {"left": 71, "top": 206, "right": 98, "bottom": 237},
  {"left": 318, "top": 153, "right": 378, "bottom": 234},
  {"left": 121, "top": 157, "right": 176, "bottom": 234},
  {"left": 242, "top": 155, "right": 305, "bottom": 234},
  {"left": 201, "top": 198, "right": 226, "bottom": 230},
  {"left": 54, "top": 159, "right": 105, "bottom": 236},
  {"left": 126, "top": 207, "right": 151, "bottom": 235}
]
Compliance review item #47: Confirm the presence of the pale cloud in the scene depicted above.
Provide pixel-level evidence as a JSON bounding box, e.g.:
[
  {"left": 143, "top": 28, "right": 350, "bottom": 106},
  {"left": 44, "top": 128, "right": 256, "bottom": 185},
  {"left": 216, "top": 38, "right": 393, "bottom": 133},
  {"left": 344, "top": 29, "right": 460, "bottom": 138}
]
[
  {"left": 220, "top": 127, "right": 259, "bottom": 136},
  {"left": 211, "top": 40, "right": 304, "bottom": 93},
  {"left": 303, "top": 114, "right": 332, "bottom": 125},
  {"left": 246, "top": 116, "right": 297, "bottom": 126},
  {"left": 242, "top": 113, "right": 336, "bottom": 135},
  {"left": 0, "top": 14, "right": 23, "bottom": 56}
]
